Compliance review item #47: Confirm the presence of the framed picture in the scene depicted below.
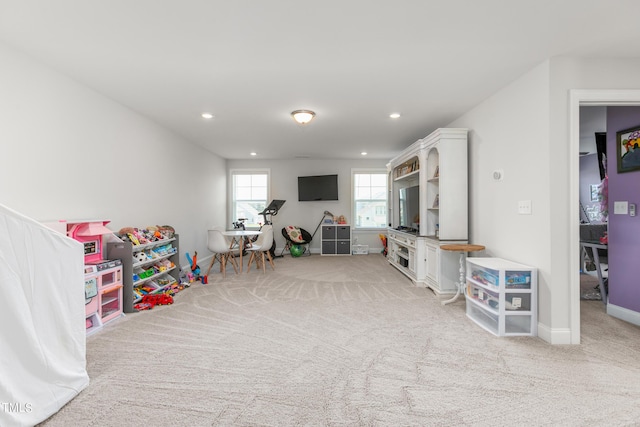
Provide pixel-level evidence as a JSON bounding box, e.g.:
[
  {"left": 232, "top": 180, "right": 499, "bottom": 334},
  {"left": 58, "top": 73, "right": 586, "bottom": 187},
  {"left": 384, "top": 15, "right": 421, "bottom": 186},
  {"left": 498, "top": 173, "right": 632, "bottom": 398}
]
[
  {"left": 616, "top": 125, "right": 640, "bottom": 173},
  {"left": 590, "top": 184, "right": 599, "bottom": 202}
]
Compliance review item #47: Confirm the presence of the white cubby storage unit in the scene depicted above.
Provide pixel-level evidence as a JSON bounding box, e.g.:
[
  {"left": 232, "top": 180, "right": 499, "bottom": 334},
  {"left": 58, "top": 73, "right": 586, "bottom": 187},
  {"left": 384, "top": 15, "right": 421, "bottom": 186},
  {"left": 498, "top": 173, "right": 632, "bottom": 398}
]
[{"left": 465, "top": 257, "right": 538, "bottom": 337}]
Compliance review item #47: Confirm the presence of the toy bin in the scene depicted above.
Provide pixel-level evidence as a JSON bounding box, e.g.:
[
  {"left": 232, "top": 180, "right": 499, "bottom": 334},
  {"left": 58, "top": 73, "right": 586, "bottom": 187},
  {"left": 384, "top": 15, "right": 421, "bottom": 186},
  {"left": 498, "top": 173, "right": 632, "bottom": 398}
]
[
  {"left": 470, "top": 266, "right": 499, "bottom": 288},
  {"left": 352, "top": 244, "right": 369, "bottom": 255},
  {"left": 466, "top": 303, "right": 499, "bottom": 336},
  {"left": 466, "top": 283, "right": 499, "bottom": 309},
  {"left": 505, "top": 270, "right": 532, "bottom": 289}
]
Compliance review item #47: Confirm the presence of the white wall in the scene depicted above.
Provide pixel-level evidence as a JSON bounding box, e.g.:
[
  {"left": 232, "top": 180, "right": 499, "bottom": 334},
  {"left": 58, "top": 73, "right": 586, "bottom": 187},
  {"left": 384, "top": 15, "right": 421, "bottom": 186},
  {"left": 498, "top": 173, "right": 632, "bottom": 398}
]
[
  {"left": 580, "top": 106, "right": 606, "bottom": 154},
  {"left": 227, "top": 158, "right": 388, "bottom": 253},
  {"left": 446, "top": 57, "right": 640, "bottom": 343},
  {"left": 547, "top": 57, "right": 640, "bottom": 338},
  {"left": 447, "top": 62, "right": 553, "bottom": 334},
  {"left": 0, "top": 42, "right": 227, "bottom": 268}
]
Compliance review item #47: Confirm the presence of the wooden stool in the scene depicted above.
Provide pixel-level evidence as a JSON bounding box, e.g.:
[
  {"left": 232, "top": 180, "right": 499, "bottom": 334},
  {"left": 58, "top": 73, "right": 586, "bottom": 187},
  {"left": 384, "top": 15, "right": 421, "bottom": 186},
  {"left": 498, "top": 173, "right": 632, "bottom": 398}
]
[{"left": 440, "top": 244, "right": 486, "bottom": 305}]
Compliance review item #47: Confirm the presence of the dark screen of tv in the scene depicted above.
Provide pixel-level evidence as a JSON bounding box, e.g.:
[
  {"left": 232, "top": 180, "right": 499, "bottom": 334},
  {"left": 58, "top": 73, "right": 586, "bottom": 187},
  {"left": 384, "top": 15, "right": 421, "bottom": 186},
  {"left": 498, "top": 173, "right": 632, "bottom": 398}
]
[
  {"left": 298, "top": 174, "right": 338, "bottom": 201},
  {"left": 399, "top": 185, "right": 420, "bottom": 231}
]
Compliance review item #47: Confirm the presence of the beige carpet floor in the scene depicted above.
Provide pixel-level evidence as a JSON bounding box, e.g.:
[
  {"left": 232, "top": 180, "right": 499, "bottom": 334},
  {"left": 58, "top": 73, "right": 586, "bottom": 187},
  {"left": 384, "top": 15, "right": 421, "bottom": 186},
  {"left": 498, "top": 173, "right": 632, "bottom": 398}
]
[{"left": 40, "top": 254, "right": 640, "bottom": 426}]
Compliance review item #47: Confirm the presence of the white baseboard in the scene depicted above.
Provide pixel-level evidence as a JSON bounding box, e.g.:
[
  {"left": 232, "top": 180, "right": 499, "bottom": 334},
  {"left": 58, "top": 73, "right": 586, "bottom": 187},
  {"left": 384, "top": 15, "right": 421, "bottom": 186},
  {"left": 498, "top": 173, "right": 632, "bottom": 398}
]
[
  {"left": 607, "top": 303, "right": 640, "bottom": 327},
  {"left": 536, "top": 322, "right": 572, "bottom": 344}
]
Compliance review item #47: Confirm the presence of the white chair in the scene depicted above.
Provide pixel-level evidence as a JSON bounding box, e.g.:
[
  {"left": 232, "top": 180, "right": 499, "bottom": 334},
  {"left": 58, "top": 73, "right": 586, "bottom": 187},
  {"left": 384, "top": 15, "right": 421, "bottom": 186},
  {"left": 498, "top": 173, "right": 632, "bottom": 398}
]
[
  {"left": 246, "top": 225, "right": 275, "bottom": 273},
  {"left": 206, "top": 228, "right": 239, "bottom": 278}
]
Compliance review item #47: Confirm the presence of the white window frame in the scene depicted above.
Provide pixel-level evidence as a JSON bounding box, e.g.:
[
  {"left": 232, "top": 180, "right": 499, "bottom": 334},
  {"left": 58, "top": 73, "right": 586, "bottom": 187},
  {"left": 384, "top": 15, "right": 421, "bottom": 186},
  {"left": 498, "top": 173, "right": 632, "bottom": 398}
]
[
  {"left": 229, "top": 169, "right": 271, "bottom": 230},
  {"left": 351, "top": 168, "right": 388, "bottom": 230}
]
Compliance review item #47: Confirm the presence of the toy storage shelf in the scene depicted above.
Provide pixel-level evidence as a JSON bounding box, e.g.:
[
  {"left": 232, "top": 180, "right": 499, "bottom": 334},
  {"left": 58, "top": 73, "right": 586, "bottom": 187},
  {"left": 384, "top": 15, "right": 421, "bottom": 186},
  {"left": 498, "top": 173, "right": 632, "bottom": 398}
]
[
  {"left": 107, "top": 234, "right": 180, "bottom": 313},
  {"left": 465, "top": 257, "right": 537, "bottom": 337}
]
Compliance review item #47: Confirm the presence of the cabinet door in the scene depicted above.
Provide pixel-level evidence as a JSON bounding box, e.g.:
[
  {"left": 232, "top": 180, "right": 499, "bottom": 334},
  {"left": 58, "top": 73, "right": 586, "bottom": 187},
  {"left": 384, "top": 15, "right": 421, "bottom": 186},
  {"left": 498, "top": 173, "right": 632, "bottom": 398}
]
[{"left": 426, "top": 245, "right": 438, "bottom": 280}]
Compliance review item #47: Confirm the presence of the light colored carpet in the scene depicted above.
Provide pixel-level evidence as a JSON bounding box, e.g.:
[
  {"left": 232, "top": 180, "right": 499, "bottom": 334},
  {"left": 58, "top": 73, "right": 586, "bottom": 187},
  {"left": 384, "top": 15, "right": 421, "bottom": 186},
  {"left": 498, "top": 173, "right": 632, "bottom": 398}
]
[
  {"left": 580, "top": 273, "right": 602, "bottom": 300},
  {"left": 40, "top": 254, "right": 640, "bottom": 426}
]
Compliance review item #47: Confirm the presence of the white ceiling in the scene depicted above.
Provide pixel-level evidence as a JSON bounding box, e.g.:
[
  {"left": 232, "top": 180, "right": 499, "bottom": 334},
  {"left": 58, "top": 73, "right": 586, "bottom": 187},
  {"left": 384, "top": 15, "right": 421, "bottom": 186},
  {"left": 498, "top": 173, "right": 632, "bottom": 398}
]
[{"left": 1, "top": 1, "right": 639, "bottom": 160}]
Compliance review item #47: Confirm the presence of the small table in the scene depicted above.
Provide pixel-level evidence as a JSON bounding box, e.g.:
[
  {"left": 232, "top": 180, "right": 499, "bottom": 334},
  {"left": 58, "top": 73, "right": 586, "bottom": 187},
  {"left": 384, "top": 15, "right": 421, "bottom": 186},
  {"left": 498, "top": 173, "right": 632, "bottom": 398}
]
[
  {"left": 580, "top": 240, "right": 608, "bottom": 305},
  {"left": 222, "top": 230, "right": 262, "bottom": 271},
  {"left": 440, "top": 244, "right": 486, "bottom": 306}
]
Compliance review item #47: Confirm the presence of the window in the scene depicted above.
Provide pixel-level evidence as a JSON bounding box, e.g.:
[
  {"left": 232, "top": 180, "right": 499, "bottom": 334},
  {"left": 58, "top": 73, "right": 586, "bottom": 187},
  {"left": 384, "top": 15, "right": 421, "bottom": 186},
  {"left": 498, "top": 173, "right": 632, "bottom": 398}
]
[
  {"left": 230, "top": 170, "right": 269, "bottom": 228},
  {"left": 353, "top": 170, "right": 388, "bottom": 229}
]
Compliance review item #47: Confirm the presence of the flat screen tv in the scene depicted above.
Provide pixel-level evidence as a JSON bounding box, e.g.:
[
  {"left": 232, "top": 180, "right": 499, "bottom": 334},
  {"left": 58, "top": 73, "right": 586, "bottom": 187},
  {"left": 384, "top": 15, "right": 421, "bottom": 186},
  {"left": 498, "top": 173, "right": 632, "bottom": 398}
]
[
  {"left": 399, "top": 185, "right": 420, "bottom": 231},
  {"left": 298, "top": 174, "right": 339, "bottom": 201}
]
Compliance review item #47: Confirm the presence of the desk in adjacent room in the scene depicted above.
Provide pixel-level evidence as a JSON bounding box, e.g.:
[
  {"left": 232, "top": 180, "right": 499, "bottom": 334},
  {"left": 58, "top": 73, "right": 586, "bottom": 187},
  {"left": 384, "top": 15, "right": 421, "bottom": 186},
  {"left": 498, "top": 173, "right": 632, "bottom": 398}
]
[{"left": 580, "top": 240, "right": 608, "bottom": 305}]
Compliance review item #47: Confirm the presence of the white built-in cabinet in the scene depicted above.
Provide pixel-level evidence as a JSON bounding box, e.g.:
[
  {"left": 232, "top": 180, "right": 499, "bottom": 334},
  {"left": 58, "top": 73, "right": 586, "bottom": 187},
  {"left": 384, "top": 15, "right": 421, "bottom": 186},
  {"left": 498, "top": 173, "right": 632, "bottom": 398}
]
[{"left": 386, "top": 128, "right": 468, "bottom": 294}]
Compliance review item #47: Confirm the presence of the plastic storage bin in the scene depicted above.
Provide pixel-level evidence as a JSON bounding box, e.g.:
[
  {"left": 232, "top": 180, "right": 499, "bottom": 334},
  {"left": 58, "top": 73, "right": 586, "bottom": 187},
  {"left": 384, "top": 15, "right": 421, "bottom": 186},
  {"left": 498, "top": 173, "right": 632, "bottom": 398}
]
[{"left": 465, "top": 257, "right": 537, "bottom": 337}]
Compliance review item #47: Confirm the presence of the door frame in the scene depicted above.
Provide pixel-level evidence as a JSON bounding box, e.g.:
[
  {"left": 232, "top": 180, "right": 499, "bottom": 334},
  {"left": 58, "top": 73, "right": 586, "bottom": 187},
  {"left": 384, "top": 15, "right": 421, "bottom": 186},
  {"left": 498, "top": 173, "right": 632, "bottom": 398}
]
[{"left": 569, "top": 89, "right": 640, "bottom": 344}]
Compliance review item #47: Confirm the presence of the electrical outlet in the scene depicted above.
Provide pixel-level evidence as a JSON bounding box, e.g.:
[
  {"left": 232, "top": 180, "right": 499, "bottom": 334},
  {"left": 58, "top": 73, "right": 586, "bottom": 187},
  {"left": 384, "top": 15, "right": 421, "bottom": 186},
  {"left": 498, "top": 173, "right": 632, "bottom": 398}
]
[{"left": 518, "top": 200, "right": 532, "bottom": 215}]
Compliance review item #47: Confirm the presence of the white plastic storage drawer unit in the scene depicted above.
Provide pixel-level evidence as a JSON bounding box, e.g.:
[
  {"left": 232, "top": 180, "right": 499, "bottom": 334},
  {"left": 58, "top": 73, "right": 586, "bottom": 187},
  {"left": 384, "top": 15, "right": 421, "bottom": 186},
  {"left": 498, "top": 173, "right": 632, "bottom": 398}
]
[{"left": 465, "top": 257, "right": 537, "bottom": 337}]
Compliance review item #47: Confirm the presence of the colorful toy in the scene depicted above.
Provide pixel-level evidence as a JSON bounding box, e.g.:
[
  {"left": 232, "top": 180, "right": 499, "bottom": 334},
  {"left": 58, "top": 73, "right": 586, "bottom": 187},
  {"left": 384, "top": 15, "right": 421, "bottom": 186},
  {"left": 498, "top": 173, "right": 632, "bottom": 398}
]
[
  {"left": 290, "top": 244, "right": 304, "bottom": 257},
  {"left": 379, "top": 234, "right": 387, "bottom": 256},
  {"left": 133, "top": 251, "right": 147, "bottom": 263},
  {"left": 185, "top": 251, "right": 202, "bottom": 282}
]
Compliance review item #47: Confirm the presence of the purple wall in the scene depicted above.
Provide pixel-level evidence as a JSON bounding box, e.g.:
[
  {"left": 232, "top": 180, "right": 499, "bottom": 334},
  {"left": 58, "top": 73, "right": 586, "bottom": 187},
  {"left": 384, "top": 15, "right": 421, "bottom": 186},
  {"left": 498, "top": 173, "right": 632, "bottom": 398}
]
[{"left": 607, "top": 107, "right": 640, "bottom": 311}]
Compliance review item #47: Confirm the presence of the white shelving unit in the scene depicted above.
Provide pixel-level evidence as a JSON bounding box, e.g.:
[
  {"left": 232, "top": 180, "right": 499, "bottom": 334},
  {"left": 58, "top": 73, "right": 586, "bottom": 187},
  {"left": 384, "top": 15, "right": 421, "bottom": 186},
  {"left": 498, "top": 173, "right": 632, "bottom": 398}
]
[
  {"left": 386, "top": 128, "right": 468, "bottom": 293},
  {"left": 465, "top": 257, "right": 538, "bottom": 337}
]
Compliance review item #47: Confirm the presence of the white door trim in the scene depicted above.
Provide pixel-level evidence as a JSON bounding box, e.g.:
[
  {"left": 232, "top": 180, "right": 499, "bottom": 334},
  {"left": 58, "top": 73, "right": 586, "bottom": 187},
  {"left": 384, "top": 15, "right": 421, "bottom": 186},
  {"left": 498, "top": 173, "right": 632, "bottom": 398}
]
[{"left": 569, "top": 89, "right": 640, "bottom": 344}]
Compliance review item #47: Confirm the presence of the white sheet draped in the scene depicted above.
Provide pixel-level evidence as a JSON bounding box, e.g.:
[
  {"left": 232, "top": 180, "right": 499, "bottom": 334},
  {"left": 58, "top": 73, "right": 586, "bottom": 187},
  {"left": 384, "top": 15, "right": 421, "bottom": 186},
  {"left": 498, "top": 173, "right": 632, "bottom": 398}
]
[{"left": 0, "top": 204, "right": 89, "bottom": 426}]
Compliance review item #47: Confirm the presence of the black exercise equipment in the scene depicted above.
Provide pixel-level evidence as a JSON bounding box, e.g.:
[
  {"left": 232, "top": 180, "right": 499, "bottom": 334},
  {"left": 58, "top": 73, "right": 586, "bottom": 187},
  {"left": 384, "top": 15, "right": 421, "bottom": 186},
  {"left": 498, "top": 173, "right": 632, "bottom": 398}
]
[{"left": 257, "top": 200, "right": 286, "bottom": 258}]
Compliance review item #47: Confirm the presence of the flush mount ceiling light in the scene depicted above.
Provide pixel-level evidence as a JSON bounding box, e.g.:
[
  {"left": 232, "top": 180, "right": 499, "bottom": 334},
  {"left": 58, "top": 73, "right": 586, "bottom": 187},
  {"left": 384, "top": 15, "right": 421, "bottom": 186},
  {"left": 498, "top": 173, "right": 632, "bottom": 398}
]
[
  {"left": 389, "top": 113, "right": 401, "bottom": 119},
  {"left": 201, "top": 112, "right": 214, "bottom": 119},
  {"left": 291, "top": 110, "right": 315, "bottom": 125}
]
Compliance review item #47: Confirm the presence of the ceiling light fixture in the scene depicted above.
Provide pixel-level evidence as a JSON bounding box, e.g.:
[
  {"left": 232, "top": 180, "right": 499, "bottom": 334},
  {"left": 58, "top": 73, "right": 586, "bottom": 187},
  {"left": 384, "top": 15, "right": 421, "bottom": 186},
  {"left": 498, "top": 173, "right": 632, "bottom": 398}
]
[
  {"left": 361, "top": 151, "right": 368, "bottom": 156},
  {"left": 250, "top": 152, "right": 257, "bottom": 156},
  {"left": 291, "top": 109, "right": 315, "bottom": 125},
  {"left": 389, "top": 113, "right": 401, "bottom": 119},
  {"left": 201, "top": 112, "right": 214, "bottom": 119}
]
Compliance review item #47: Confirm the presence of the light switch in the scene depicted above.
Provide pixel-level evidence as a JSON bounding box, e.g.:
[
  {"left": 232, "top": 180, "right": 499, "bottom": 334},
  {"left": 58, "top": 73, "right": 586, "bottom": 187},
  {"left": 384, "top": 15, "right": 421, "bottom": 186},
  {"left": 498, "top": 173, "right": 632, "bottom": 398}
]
[
  {"left": 518, "top": 200, "right": 532, "bottom": 215},
  {"left": 614, "top": 201, "right": 629, "bottom": 215}
]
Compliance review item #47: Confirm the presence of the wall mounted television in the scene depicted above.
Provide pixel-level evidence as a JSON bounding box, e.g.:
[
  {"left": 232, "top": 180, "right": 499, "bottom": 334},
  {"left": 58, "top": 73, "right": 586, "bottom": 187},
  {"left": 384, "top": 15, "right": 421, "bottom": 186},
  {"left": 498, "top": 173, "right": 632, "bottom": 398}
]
[
  {"left": 398, "top": 185, "right": 420, "bottom": 232},
  {"left": 298, "top": 174, "right": 339, "bottom": 201}
]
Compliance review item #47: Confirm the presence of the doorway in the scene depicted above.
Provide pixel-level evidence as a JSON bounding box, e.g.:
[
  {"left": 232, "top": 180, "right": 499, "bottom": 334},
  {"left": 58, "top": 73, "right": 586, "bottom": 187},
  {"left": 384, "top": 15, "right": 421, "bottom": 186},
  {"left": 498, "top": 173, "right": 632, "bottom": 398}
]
[{"left": 569, "top": 90, "right": 640, "bottom": 344}]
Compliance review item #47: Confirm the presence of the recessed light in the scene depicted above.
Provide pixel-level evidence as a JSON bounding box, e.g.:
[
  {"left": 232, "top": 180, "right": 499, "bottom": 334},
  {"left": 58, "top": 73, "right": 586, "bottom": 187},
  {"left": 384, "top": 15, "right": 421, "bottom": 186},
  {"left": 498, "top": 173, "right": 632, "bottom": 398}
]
[
  {"left": 250, "top": 152, "right": 257, "bottom": 156},
  {"left": 389, "top": 113, "right": 401, "bottom": 119},
  {"left": 201, "top": 113, "right": 214, "bottom": 119},
  {"left": 361, "top": 152, "right": 368, "bottom": 156}
]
